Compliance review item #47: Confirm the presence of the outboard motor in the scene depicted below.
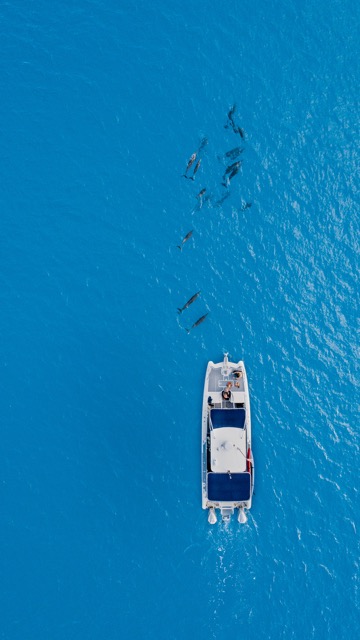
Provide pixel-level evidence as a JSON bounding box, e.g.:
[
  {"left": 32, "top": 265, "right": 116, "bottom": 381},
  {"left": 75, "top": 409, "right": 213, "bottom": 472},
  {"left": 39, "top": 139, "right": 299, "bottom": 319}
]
[
  {"left": 208, "top": 508, "right": 217, "bottom": 524},
  {"left": 238, "top": 506, "right": 247, "bottom": 524}
]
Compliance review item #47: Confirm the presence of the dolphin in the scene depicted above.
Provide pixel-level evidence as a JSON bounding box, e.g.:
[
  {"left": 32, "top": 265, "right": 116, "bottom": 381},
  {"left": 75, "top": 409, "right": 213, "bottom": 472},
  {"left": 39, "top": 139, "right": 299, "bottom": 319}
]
[
  {"left": 235, "top": 126, "right": 245, "bottom": 139},
  {"left": 228, "top": 166, "right": 240, "bottom": 180},
  {"left": 221, "top": 167, "right": 240, "bottom": 187},
  {"left": 224, "top": 105, "right": 245, "bottom": 138},
  {"left": 241, "top": 202, "right": 252, "bottom": 211},
  {"left": 186, "top": 312, "right": 208, "bottom": 333},
  {"left": 228, "top": 104, "right": 236, "bottom": 120},
  {"left": 177, "top": 230, "right": 193, "bottom": 251},
  {"left": 198, "top": 137, "right": 208, "bottom": 152},
  {"left": 225, "top": 147, "right": 244, "bottom": 159},
  {"left": 225, "top": 104, "right": 237, "bottom": 129},
  {"left": 197, "top": 188, "right": 206, "bottom": 198},
  {"left": 222, "top": 161, "right": 241, "bottom": 184},
  {"left": 190, "top": 159, "right": 201, "bottom": 180},
  {"left": 229, "top": 167, "right": 240, "bottom": 179},
  {"left": 222, "top": 165, "right": 241, "bottom": 187},
  {"left": 184, "top": 152, "right": 197, "bottom": 175},
  {"left": 177, "top": 291, "right": 201, "bottom": 314},
  {"left": 224, "top": 160, "right": 241, "bottom": 175}
]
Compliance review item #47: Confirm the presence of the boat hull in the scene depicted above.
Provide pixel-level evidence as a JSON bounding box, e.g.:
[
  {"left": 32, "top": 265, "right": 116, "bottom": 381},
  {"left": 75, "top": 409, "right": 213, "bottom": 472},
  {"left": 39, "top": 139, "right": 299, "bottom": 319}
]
[{"left": 201, "top": 355, "right": 254, "bottom": 523}]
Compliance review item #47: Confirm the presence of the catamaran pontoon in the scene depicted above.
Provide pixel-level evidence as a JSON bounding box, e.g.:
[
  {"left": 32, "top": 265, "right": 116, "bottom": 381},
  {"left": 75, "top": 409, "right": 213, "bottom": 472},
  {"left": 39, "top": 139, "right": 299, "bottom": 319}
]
[{"left": 201, "top": 354, "right": 254, "bottom": 524}]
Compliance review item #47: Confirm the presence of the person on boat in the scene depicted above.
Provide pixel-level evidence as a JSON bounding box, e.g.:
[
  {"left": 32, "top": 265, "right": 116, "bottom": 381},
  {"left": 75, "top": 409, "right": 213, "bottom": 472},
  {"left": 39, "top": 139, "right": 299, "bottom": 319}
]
[
  {"left": 233, "top": 370, "right": 243, "bottom": 378},
  {"left": 222, "top": 381, "right": 232, "bottom": 400}
]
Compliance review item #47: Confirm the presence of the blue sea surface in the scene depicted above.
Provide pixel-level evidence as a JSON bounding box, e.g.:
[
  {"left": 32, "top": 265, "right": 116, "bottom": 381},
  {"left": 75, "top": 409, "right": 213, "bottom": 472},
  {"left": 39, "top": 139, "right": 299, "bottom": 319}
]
[{"left": 1, "top": 1, "right": 359, "bottom": 638}]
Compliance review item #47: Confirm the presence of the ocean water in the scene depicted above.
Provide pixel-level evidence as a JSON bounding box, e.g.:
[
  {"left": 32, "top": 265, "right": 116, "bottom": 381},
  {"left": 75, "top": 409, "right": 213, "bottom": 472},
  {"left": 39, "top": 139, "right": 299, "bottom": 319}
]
[{"left": 1, "top": 0, "right": 359, "bottom": 638}]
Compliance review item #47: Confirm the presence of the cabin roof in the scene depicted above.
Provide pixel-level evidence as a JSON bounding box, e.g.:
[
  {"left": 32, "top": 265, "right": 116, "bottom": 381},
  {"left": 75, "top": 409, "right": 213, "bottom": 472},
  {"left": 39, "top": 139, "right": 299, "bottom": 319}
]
[{"left": 210, "top": 427, "right": 247, "bottom": 472}]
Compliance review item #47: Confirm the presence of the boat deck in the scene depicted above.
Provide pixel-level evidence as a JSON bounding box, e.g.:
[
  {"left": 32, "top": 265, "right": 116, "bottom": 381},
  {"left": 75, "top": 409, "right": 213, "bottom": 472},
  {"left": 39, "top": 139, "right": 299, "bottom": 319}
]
[
  {"left": 207, "top": 364, "right": 245, "bottom": 408},
  {"left": 208, "top": 365, "right": 244, "bottom": 391}
]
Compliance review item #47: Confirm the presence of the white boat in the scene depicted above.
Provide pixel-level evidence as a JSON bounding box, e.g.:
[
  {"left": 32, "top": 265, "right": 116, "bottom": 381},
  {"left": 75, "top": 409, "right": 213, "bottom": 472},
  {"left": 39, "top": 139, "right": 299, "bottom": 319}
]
[{"left": 201, "top": 353, "right": 254, "bottom": 524}]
